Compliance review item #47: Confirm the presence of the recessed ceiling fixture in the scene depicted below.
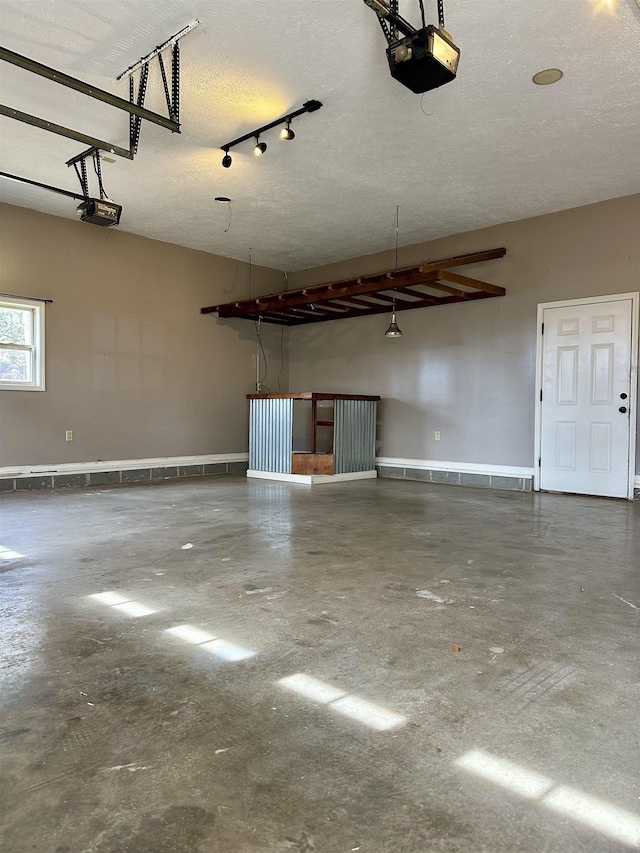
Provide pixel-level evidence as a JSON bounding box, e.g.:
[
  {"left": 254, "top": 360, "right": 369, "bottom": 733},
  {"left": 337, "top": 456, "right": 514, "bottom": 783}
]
[
  {"left": 532, "top": 68, "right": 563, "bottom": 85},
  {"left": 219, "top": 99, "right": 322, "bottom": 167}
]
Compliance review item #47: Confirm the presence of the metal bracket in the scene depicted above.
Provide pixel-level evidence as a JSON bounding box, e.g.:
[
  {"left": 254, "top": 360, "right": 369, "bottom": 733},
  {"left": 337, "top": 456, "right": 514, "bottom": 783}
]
[
  {"left": 0, "top": 46, "right": 179, "bottom": 136},
  {"left": 0, "top": 21, "right": 197, "bottom": 167},
  {"left": 116, "top": 20, "right": 198, "bottom": 129},
  {"left": 364, "top": 0, "right": 416, "bottom": 46},
  {"left": 66, "top": 148, "right": 106, "bottom": 199},
  {"left": 0, "top": 170, "right": 87, "bottom": 201},
  {"left": 0, "top": 103, "right": 133, "bottom": 160},
  {"left": 130, "top": 62, "right": 149, "bottom": 156},
  {"left": 0, "top": 22, "right": 197, "bottom": 211}
]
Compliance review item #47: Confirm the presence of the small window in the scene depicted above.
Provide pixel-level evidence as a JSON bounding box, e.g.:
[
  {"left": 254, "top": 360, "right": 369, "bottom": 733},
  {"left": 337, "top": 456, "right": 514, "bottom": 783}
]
[{"left": 0, "top": 297, "right": 46, "bottom": 391}]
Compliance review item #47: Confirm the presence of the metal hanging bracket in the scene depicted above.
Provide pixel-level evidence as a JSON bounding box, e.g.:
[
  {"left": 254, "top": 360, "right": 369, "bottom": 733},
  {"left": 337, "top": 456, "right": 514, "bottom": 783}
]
[
  {"left": 117, "top": 19, "right": 199, "bottom": 151},
  {"left": 0, "top": 20, "right": 198, "bottom": 163}
]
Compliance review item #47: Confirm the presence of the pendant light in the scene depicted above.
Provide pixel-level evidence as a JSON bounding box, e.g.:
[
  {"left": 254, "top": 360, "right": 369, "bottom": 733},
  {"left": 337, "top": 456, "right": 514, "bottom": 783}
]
[{"left": 385, "top": 206, "right": 403, "bottom": 337}]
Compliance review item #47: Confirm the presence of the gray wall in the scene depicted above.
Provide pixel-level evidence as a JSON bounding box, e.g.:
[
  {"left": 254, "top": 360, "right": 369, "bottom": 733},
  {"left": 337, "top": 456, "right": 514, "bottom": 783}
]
[
  {"left": 287, "top": 195, "right": 640, "bottom": 474},
  {"left": 2, "top": 195, "right": 638, "bottom": 477},
  {"left": 0, "top": 203, "right": 287, "bottom": 467}
]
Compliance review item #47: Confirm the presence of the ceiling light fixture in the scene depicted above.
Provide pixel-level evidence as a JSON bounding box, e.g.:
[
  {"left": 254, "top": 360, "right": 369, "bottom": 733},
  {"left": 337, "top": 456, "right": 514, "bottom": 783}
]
[
  {"left": 214, "top": 196, "right": 230, "bottom": 203},
  {"left": 219, "top": 99, "right": 322, "bottom": 166},
  {"left": 385, "top": 311, "right": 403, "bottom": 337},
  {"left": 532, "top": 68, "right": 563, "bottom": 85}
]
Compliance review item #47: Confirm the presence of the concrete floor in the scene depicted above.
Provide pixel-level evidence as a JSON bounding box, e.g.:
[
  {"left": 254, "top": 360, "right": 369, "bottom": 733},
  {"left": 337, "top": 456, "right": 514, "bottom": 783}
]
[{"left": 1, "top": 476, "right": 639, "bottom": 853}]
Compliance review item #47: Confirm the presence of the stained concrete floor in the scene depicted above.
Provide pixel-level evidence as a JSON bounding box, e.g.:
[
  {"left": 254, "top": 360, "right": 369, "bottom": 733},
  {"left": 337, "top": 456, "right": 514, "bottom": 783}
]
[{"left": 0, "top": 475, "right": 639, "bottom": 853}]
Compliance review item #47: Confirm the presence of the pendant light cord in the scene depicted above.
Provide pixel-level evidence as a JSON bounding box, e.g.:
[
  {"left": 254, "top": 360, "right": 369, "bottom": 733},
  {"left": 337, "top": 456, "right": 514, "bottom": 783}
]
[{"left": 393, "top": 205, "right": 400, "bottom": 312}]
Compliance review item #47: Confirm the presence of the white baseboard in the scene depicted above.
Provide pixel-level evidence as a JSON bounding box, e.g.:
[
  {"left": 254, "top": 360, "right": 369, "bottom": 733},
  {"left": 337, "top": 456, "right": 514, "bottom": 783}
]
[
  {"left": 247, "top": 469, "right": 378, "bottom": 485},
  {"left": 0, "top": 453, "right": 249, "bottom": 479},
  {"left": 376, "top": 457, "right": 534, "bottom": 479}
]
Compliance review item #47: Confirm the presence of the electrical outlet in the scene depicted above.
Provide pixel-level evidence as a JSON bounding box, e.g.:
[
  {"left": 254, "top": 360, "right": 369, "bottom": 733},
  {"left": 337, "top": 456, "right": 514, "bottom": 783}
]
[
  {"left": 65, "top": 430, "right": 73, "bottom": 442},
  {"left": 434, "top": 431, "right": 441, "bottom": 441}
]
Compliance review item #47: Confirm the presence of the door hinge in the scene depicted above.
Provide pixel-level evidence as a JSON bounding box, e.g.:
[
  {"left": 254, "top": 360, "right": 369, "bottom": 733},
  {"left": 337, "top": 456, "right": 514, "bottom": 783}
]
[
  {"left": 538, "top": 457, "right": 541, "bottom": 467},
  {"left": 541, "top": 322, "right": 544, "bottom": 334},
  {"left": 540, "top": 389, "right": 543, "bottom": 401}
]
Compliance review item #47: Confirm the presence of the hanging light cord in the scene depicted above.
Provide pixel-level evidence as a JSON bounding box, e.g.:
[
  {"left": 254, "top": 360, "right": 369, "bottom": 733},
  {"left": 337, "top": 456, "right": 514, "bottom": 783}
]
[
  {"left": 250, "top": 250, "right": 270, "bottom": 391},
  {"left": 255, "top": 317, "right": 270, "bottom": 391},
  {"left": 224, "top": 201, "right": 232, "bottom": 233},
  {"left": 437, "top": 0, "right": 445, "bottom": 29},
  {"left": 395, "top": 205, "right": 399, "bottom": 270},
  {"left": 276, "top": 270, "right": 288, "bottom": 391},
  {"left": 394, "top": 204, "right": 400, "bottom": 310}
]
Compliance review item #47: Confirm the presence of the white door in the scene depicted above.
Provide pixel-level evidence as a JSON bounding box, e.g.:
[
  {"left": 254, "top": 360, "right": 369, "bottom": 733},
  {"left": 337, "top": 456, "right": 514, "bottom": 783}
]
[{"left": 540, "top": 298, "right": 633, "bottom": 498}]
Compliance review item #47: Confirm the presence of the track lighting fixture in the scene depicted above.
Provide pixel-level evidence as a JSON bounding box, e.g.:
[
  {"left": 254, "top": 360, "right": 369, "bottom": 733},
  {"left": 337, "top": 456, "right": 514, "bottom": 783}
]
[{"left": 218, "top": 99, "right": 322, "bottom": 166}]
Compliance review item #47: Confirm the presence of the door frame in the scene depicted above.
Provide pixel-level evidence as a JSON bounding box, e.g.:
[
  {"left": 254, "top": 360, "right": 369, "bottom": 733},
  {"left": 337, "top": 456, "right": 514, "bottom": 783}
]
[{"left": 534, "top": 291, "right": 639, "bottom": 500}]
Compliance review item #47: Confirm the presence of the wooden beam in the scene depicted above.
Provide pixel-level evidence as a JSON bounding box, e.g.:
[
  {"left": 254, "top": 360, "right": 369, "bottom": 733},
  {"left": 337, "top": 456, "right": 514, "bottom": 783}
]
[
  {"left": 211, "top": 270, "right": 438, "bottom": 318},
  {"left": 200, "top": 247, "right": 507, "bottom": 320},
  {"left": 364, "top": 293, "right": 399, "bottom": 304},
  {"left": 269, "top": 308, "right": 318, "bottom": 322},
  {"left": 424, "top": 281, "right": 472, "bottom": 299},
  {"left": 332, "top": 295, "right": 387, "bottom": 309},
  {"left": 259, "top": 288, "right": 500, "bottom": 325},
  {"left": 309, "top": 302, "right": 351, "bottom": 314},
  {"left": 392, "top": 294, "right": 442, "bottom": 311},
  {"left": 419, "top": 247, "right": 506, "bottom": 274},
  {"left": 394, "top": 286, "right": 440, "bottom": 303},
  {"left": 259, "top": 314, "right": 301, "bottom": 325},
  {"left": 438, "top": 270, "right": 506, "bottom": 296}
]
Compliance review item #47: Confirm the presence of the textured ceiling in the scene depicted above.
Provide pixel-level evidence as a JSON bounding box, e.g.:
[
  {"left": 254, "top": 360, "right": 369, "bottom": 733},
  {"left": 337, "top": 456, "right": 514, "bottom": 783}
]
[{"left": 1, "top": 0, "right": 639, "bottom": 270}]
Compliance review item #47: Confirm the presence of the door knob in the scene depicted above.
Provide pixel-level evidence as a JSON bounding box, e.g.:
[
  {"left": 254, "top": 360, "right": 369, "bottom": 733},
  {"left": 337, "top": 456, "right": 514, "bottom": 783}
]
[
  {"left": 620, "top": 393, "right": 628, "bottom": 400},
  {"left": 619, "top": 406, "right": 627, "bottom": 413}
]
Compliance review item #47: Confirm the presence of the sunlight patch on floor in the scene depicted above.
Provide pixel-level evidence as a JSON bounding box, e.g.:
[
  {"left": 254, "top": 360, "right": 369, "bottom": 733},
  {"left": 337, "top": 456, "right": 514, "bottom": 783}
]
[
  {"left": 88, "top": 591, "right": 157, "bottom": 616},
  {"left": 278, "top": 672, "right": 406, "bottom": 731},
  {"left": 0, "top": 545, "right": 26, "bottom": 560},
  {"left": 455, "top": 749, "right": 640, "bottom": 848},
  {"left": 165, "top": 624, "right": 255, "bottom": 661}
]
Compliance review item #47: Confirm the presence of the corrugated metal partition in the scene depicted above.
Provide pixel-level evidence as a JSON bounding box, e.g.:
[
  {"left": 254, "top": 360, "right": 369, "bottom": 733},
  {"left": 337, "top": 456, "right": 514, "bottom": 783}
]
[
  {"left": 334, "top": 399, "right": 377, "bottom": 473},
  {"left": 249, "top": 398, "right": 293, "bottom": 473}
]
